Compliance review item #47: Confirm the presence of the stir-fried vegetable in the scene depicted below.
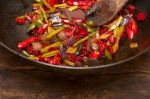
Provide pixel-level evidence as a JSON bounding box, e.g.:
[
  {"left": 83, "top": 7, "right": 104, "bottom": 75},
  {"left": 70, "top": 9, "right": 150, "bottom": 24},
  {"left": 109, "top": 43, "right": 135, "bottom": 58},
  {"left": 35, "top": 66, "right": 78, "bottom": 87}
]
[{"left": 16, "top": 0, "right": 146, "bottom": 66}]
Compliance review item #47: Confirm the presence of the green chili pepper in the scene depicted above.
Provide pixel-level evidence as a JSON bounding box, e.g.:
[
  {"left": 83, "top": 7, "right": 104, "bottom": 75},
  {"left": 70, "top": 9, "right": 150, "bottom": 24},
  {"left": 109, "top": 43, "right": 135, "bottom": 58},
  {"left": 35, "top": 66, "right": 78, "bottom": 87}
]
[
  {"left": 40, "top": 42, "right": 62, "bottom": 53},
  {"left": 105, "top": 49, "right": 112, "bottom": 60},
  {"left": 39, "top": 4, "right": 48, "bottom": 23},
  {"left": 22, "top": 50, "right": 30, "bottom": 56},
  {"left": 64, "top": 59, "right": 75, "bottom": 66},
  {"left": 44, "top": 27, "right": 64, "bottom": 40},
  {"left": 73, "top": 31, "right": 96, "bottom": 47},
  {"left": 27, "top": 23, "right": 36, "bottom": 32},
  {"left": 42, "top": 50, "right": 59, "bottom": 58}
]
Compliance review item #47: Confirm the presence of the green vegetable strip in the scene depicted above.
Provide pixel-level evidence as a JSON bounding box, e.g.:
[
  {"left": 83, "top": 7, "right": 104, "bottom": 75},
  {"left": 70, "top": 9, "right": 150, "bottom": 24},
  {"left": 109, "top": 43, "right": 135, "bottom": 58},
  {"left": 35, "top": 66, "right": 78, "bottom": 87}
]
[
  {"left": 40, "top": 42, "right": 62, "bottom": 53},
  {"left": 45, "top": 27, "right": 64, "bottom": 40},
  {"left": 39, "top": 4, "right": 48, "bottom": 23},
  {"left": 104, "top": 49, "right": 112, "bottom": 60},
  {"left": 73, "top": 32, "right": 95, "bottom": 47},
  {"left": 64, "top": 59, "right": 75, "bottom": 66},
  {"left": 42, "top": 50, "right": 59, "bottom": 58}
]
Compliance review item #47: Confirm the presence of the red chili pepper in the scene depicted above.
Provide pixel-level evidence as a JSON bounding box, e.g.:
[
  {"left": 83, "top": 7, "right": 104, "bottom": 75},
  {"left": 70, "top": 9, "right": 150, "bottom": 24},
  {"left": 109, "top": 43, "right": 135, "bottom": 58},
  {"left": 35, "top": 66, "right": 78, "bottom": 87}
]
[
  {"left": 66, "top": 25, "right": 77, "bottom": 36},
  {"left": 126, "top": 26, "right": 134, "bottom": 40},
  {"left": 89, "top": 51, "right": 100, "bottom": 59},
  {"left": 126, "top": 19, "right": 137, "bottom": 40},
  {"left": 127, "top": 5, "right": 136, "bottom": 13},
  {"left": 25, "top": 13, "right": 32, "bottom": 23},
  {"left": 136, "top": 12, "right": 147, "bottom": 22},
  {"left": 68, "top": 54, "right": 76, "bottom": 62},
  {"left": 16, "top": 17, "right": 25, "bottom": 25},
  {"left": 52, "top": 54, "right": 61, "bottom": 65},
  {"left": 66, "top": 0, "right": 94, "bottom": 6},
  {"left": 18, "top": 37, "right": 40, "bottom": 49},
  {"left": 46, "top": 0, "right": 56, "bottom": 7},
  {"left": 37, "top": 24, "right": 48, "bottom": 35}
]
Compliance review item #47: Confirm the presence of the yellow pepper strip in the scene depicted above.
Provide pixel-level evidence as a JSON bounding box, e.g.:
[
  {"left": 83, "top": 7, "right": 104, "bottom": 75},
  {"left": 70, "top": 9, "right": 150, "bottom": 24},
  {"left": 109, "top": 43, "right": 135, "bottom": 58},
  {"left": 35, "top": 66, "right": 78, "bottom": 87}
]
[
  {"left": 22, "top": 50, "right": 30, "bottom": 56},
  {"left": 44, "top": 27, "right": 64, "bottom": 40},
  {"left": 105, "top": 16, "right": 123, "bottom": 31},
  {"left": 40, "top": 42, "right": 62, "bottom": 53},
  {"left": 42, "top": 0, "right": 55, "bottom": 13},
  {"left": 64, "top": 59, "right": 75, "bottom": 66},
  {"left": 67, "top": 47, "right": 77, "bottom": 54},
  {"left": 130, "top": 43, "right": 138, "bottom": 48},
  {"left": 48, "top": 26, "right": 55, "bottom": 33},
  {"left": 100, "top": 33, "right": 112, "bottom": 39},
  {"left": 68, "top": 6, "right": 78, "bottom": 11},
  {"left": 55, "top": 3, "right": 68, "bottom": 8},
  {"left": 73, "top": 31, "right": 96, "bottom": 47},
  {"left": 29, "top": 55, "right": 38, "bottom": 60},
  {"left": 39, "top": 5, "right": 48, "bottom": 23},
  {"left": 42, "top": 50, "right": 59, "bottom": 58},
  {"left": 113, "top": 25, "right": 125, "bottom": 53}
]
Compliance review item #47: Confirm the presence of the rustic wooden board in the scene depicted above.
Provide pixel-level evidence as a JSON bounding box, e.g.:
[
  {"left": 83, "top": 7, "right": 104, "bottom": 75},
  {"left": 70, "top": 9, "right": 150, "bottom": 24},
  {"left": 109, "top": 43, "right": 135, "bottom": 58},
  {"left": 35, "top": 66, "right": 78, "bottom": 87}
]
[{"left": 0, "top": 46, "right": 149, "bottom": 99}]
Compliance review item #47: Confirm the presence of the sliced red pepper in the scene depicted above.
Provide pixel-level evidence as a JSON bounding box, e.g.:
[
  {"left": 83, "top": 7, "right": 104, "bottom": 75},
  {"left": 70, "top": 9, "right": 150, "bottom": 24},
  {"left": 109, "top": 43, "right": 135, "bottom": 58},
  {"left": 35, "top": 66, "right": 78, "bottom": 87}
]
[
  {"left": 18, "top": 37, "right": 40, "bottom": 49},
  {"left": 46, "top": 0, "right": 56, "bottom": 7},
  {"left": 52, "top": 54, "right": 61, "bottom": 65},
  {"left": 126, "top": 26, "right": 134, "bottom": 40},
  {"left": 89, "top": 51, "right": 100, "bottom": 59},
  {"left": 16, "top": 16, "right": 25, "bottom": 25},
  {"left": 136, "top": 12, "right": 147, "bottom": 22}
]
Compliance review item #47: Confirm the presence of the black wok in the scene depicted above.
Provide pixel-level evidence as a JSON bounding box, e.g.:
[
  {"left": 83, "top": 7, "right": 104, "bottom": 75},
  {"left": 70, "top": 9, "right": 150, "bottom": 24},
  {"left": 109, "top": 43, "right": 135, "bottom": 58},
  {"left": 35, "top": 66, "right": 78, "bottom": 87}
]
[{"left": 0, "top": 0, "right": 149, "bottom": 72}]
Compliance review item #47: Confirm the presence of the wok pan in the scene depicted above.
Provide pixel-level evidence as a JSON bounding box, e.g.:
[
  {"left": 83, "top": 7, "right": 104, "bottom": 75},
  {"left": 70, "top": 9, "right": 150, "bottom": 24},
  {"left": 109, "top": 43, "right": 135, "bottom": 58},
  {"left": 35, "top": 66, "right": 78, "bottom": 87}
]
[{"left": 0, "top": 0, "right": 149, "bottom": 72}]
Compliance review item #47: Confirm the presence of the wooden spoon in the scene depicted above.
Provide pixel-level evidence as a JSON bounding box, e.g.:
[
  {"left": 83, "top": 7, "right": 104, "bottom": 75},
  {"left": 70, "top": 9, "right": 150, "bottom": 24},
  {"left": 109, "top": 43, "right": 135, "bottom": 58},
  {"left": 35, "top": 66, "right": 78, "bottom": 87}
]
[{"left": 85, "top": 0, "right": 128, "bottom": 25}]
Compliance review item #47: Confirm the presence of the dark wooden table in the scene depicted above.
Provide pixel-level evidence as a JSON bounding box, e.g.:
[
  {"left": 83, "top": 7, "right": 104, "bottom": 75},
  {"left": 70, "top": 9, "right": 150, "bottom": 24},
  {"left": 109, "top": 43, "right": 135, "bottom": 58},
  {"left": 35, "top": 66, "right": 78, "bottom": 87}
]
[{"left": 0, "top": 46, "right": 149, "bottom": 99}]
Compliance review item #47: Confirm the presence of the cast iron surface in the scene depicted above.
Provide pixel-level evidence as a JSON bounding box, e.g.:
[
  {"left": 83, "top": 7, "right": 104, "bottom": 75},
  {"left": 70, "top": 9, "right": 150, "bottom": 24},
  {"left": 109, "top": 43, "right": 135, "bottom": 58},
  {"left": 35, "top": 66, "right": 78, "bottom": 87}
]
[{"left": 0, "top": 0, "right": 149, "bottom": 71}]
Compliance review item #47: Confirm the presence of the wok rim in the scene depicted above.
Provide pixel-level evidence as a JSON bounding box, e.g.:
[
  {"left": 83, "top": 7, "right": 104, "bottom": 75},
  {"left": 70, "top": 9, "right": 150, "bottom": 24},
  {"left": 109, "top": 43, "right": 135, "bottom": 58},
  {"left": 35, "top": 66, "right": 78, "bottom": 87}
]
[{"left": 0, "top": 41, "right": 149, "bottom": 70}]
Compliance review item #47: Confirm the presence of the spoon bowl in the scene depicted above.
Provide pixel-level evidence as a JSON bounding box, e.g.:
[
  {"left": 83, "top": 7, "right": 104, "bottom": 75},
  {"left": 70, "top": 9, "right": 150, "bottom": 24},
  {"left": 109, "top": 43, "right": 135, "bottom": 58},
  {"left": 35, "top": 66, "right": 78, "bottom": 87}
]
[{"left": 86, "top": 0, "right": 128, "bottom": 25}]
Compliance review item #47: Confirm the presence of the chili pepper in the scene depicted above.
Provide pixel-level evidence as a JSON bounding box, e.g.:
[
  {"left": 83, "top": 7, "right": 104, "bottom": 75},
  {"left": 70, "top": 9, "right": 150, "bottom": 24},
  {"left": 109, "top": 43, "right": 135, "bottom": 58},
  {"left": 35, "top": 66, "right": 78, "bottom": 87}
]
[
  {"left": 136, "top": 12, "right": 147, "bottom": 22},
  {"left": 40, "top": 41, "right": 62, "bottom": 53},
  {"left": 126, "top": 26, "right": 134, "bottom": 40},
  {"left": 128, "top": 19, "right": 137, "bottom": 34},
  {"left": 68, "top": 54, "right": 76, "bottom": 62},
  {"left": 37, "top": 24, "right": 48, "bottom": 35},
  {"left": 66, "top": 25, "right": 77, "bottom": 36},
  {"left": 66, "top": 0, "right": 94, "bottom": 7},
  {"left": 73, "top": 31, "right": 95, "bottom": 47},
  {"left": 16, "top": 16, "right": 25, "bottom": 25},
  {"left": 42, "top": 50, "right": 59, "bottom": 58},
  {"left": 25, "top": 13, "right": 32, "bottom": 23},
  {"left": 18, "top": 37, "right": 40, "bottom": 49},
  {"left": 46, "top": 0, "right": 56, "bottom": 7},
  {"left": 44, "top": 26, "right": 64, "bottom": 40},
  {"left": 126, "top": 19, "right": 137, "bottom": 40},
  {"left": 126, "top": 5, "right": 136, "bottom": 13},
  {"left": 28, "top": 23, "right": 36, "bottom": 32},
  {"left": 42, "top": 0, "right": 55, "bottom": 13},
  {"left": 89, "top": 51, "right": 100, "bottom": 59},
  {"left": 52, "top": 53, "right": 61, "bottom": 65}
]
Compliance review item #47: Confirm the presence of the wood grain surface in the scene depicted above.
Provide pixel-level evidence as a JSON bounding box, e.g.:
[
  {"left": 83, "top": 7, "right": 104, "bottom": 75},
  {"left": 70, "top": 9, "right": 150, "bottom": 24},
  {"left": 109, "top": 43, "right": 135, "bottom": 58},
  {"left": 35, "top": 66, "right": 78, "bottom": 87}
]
[{"left": 0, "top": 46, "right": 149, "bottom": 99}]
